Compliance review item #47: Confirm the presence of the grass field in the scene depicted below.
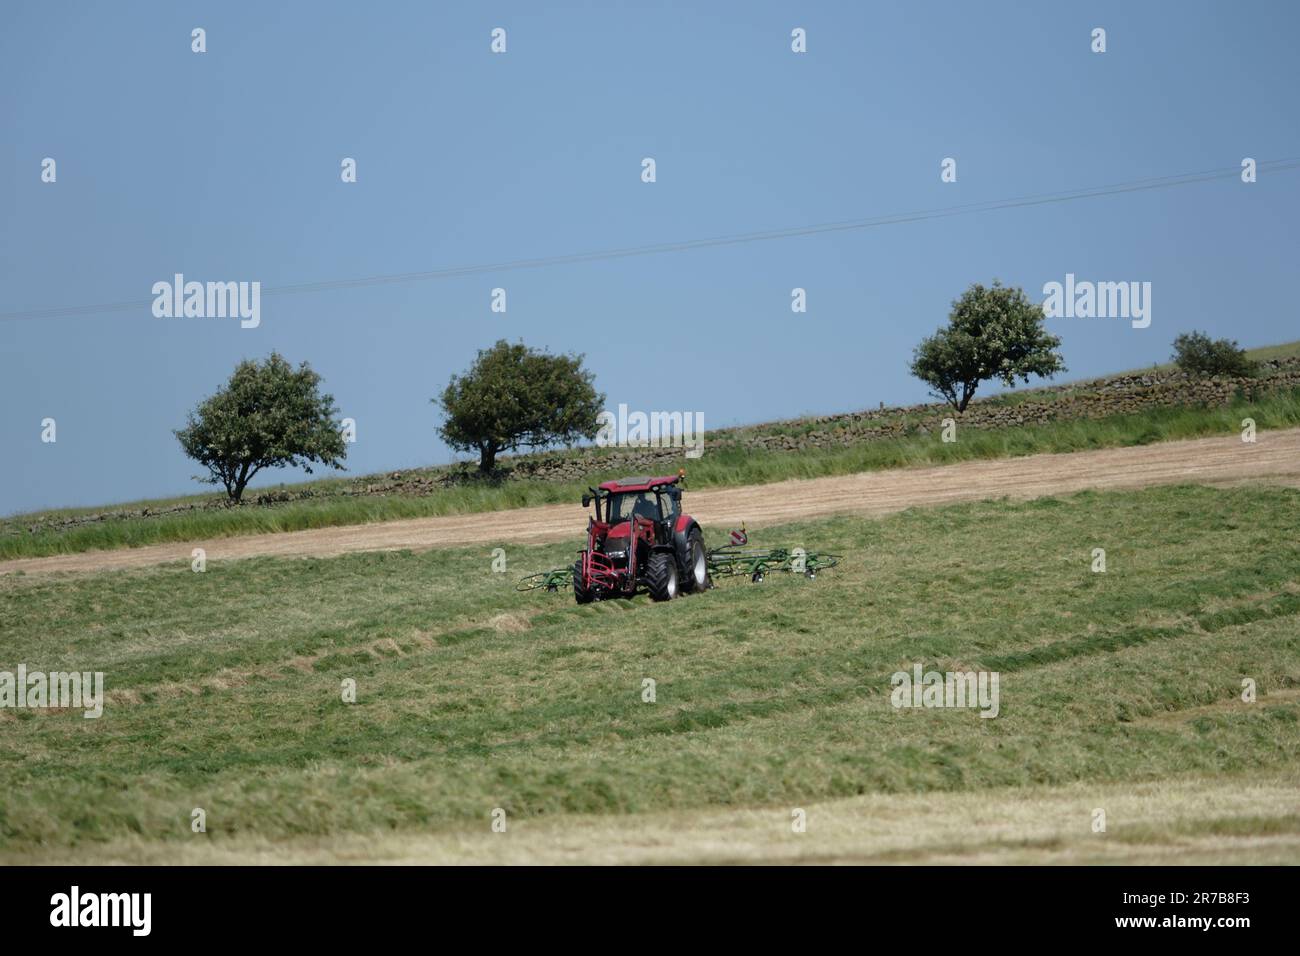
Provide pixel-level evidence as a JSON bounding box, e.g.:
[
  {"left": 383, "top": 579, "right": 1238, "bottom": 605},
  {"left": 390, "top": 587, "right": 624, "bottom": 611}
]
[
  {"left": 6, "top": 386, "right": 1300, "bottom": 561},
  {"left": 2, "top": 482, "right": 1296, "bottom": 863}
]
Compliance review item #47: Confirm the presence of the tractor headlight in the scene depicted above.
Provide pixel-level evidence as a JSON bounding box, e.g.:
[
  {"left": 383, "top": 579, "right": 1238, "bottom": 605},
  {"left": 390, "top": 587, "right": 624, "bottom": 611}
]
[{"left": 603, "top": 537, "right": 629, "bottom": 560}]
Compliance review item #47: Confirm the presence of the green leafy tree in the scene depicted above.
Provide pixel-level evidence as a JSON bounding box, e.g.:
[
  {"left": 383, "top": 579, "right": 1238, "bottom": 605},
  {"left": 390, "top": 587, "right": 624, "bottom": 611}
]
[
  {"left": 437, "top": 340, "right": 604, "bottom": 473},
  {"left": 910, "top": 281, "right": 1066, "bottom": 413},
  {"left": 175, "top": 353, "right": 347, "bottom": 502},
  {"left": 1171, "top": 331, "right": 1256, "bottom": 377}
]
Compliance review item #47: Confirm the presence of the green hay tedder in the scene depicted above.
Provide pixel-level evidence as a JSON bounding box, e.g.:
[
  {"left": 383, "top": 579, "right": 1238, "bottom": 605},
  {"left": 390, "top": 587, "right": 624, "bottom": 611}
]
[{"left": 516, "top": 476, "right": 840, "bottom": 599}]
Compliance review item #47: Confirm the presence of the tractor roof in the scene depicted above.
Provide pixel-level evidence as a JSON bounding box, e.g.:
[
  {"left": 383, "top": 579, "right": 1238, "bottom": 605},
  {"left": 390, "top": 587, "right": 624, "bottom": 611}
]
[{"left": 598, "top": 474, "right": 681, "bottom": 493}]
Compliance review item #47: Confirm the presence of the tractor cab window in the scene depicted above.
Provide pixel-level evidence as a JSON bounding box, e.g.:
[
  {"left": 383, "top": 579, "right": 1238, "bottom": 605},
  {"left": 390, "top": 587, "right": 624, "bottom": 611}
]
[
  {"left": 607, "top": 492, "right": 659, "bottom": 523},
  {"left": 658, "top": 489, "right": 680, "bottom": 521}
]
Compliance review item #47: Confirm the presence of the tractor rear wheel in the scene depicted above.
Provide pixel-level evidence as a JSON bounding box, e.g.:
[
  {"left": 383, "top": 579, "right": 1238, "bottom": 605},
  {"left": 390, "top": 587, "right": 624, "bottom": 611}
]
[
  {"left": 682, "top": 528, "right": 710, "bottom": 593},
  {"left": 573, "top": 559, "right": 594, "bottom": 604},
  {"left": 646, "top": 551, "right": 679, "bottom": 602}
]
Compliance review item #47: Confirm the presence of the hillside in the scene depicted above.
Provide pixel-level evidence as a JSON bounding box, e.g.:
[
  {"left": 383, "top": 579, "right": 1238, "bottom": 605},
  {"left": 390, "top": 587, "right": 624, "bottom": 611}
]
[
  {"left": 7, "top": 428, "right": 1300, "bottom": 577},
  {"left": 5, "top": 344, "right": 1299, "bottom": 561}
]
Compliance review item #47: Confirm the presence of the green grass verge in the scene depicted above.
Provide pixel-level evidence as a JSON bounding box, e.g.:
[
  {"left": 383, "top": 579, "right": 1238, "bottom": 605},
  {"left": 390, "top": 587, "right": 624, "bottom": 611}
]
[
  {"left": 0, "top": 483, "right": 1296, "bottom": 851},
  {"left": 5, "top": 386, "right": 1300, "bottom": 562}
]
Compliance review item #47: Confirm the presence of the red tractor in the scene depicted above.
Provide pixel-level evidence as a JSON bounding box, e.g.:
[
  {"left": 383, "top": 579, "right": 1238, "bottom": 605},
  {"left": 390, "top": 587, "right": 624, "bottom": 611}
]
[{"left": 573, "top": 472, "right": 710, "bottom": 603}]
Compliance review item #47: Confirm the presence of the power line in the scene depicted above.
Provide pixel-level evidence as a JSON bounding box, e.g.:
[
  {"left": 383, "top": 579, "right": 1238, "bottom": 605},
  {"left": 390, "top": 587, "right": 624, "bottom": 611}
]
[{"left": 3, "top": 158, "right": 1295, "bottom": 323}]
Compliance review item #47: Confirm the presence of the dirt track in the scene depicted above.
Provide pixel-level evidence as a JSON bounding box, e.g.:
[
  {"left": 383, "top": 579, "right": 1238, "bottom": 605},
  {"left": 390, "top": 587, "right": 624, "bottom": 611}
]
[{"left": 5, "top": 429, "right": 1299, "bottom": 577}]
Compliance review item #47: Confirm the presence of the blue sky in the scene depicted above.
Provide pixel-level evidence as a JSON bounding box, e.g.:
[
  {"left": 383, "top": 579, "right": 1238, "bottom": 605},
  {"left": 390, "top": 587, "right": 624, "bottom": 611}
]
[{"left": 3, "top": 0, "right": 1298, "bottom": 515}]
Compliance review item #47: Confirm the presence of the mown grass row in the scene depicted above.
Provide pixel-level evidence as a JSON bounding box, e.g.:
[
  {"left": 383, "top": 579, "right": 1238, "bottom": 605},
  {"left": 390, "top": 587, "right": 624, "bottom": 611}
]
[
  {"left": 1, "top": 483, "right": 1296, "bottom": 850},
  {"left": 5, "top": 386, "right": 1300, "bottom": 562}
]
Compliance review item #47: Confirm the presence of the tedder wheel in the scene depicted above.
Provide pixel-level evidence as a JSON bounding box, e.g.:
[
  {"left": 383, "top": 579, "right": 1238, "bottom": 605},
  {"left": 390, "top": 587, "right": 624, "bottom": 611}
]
[
  {"left": 683, "top": 528, "right": 710, "bottom": 592},
  {"left": 751, "top": 570, "right": 765, "bottom": 584},
  {"left": 647, "top": 551, "right": 680, "bottom": 602},
  {"left": 573, "top": 559, "right": 594, "bottom": 605}
]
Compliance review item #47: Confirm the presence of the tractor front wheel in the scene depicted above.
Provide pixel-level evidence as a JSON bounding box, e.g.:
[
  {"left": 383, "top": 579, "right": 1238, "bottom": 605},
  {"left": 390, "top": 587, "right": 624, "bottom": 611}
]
[
  {"left": 573, "top": 559, "right": 594, "bottom": 604},
  {"left": 647, "top": 552, "right": 679, "bottom": 602}
]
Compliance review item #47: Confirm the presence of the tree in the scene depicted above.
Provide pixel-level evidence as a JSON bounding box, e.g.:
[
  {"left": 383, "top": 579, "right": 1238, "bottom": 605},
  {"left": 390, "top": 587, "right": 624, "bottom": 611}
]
[
  {"left": 909, "top": 281, "right": 1066, "bottom": 413},
  {"left": 1171, "top": 331, "right": 1256, "bottom": 377},
  {"left": 175, "top": 353, "right": 347, "bottom": 502},
  {"left": 436, "top": 340, "right": 604, "bottom": 473}
]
